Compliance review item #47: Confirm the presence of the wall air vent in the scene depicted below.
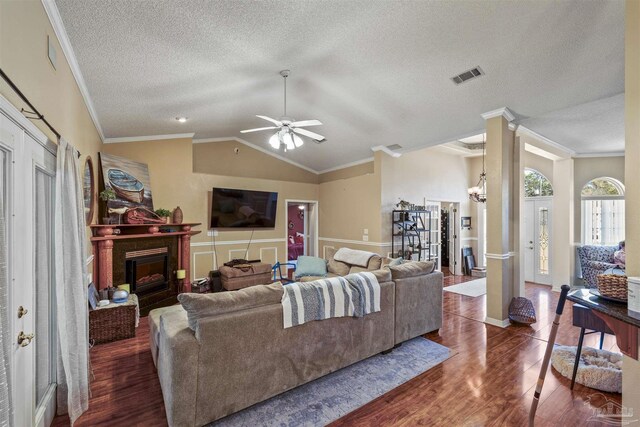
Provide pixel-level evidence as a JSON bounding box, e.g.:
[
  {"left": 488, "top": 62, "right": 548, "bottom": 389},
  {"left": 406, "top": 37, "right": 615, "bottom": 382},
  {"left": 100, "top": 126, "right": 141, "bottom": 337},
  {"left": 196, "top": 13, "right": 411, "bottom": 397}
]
[
  {"left": 451, "top": 66, "right": 484, "bottom": 85},
  {"left": 386, "top": 144, "right": 402, "bottom": 151}
]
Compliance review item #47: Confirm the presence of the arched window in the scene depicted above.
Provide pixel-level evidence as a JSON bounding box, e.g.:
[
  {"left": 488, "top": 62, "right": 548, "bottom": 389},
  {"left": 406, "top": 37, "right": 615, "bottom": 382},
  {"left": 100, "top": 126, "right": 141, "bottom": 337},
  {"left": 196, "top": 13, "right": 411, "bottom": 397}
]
[
  {"left": 524, "top": 169, "right": 553, "bottom": 197},
  {"left": 581, "top": 177, "right": 625, "bottom": 245}
]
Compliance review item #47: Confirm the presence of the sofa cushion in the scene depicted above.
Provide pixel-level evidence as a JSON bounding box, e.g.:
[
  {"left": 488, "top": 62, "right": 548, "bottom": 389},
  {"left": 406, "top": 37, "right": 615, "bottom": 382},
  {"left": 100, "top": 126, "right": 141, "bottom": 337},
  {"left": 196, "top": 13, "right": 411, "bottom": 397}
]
[
  {"left": 370, "top": 268, "right": 392, "bottom": 283},
  {"left": 297, "top": 273, "right": 340, "bottom": 282},
  {"left": 388, "top": 261, "right": 436, "bottom": 279},
  {"left": 348, "top": 255, "right": 382, "bottom": 274},
  {"left": 177, "top": 282, "right": 284, "bottom": 330},
  {"left": 295, "top": 256, "right": 328, "bottom": 278},
  {"left": 324, "top": 247, "right": 350, "bottom": 276}
]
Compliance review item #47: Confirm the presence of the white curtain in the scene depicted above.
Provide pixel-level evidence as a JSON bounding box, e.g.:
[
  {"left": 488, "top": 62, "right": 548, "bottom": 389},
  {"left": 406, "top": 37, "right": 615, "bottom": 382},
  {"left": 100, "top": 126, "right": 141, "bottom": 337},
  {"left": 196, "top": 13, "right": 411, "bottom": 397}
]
[
  {"left": 54, "top": 139, "right": 89, "bottom": 424},
  {"left": 0, "top": 163, "right": 12, "bottom": 426}
]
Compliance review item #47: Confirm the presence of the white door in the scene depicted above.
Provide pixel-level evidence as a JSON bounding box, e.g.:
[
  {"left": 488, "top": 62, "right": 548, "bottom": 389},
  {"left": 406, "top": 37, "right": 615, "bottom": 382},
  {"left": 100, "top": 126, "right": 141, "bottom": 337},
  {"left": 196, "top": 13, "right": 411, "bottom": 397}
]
[
  {"left": 1, "top": 104, "right": 57, "bottom": 427},
  {"left": 524, "top": 199, "right": 552, "bottom": 285}
]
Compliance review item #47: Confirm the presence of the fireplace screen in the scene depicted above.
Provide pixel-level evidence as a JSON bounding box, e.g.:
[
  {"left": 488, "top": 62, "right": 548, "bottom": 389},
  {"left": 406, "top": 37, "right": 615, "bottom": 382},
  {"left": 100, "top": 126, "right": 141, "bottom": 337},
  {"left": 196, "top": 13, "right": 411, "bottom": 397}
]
[{"left": 125, "top": 248, "right": 169, "bottom": 294}]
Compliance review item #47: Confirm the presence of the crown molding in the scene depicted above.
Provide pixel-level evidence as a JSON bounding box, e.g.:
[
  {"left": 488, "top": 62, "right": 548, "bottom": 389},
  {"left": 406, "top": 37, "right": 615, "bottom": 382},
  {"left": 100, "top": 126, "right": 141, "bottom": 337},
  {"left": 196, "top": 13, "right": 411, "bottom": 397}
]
[
  {"left": 371, "top": 145, "right": 402, "bottom": 158},
  {"left": 516, "top": 125, "right": 576, "bottom": 157},
  {"left": 573, "top": 151, "right": 625, "bottom": 158},
  {"left": 192, "top": 136, "right": 319, "bottom": 174},
  {"left": 104, "top": 133, "right": 195, "bottom": 144},
  {"left": 41, "top": 0, "right": 105, "bottom": 142},
  {"left": 481, "top": 107, "right": 515, "bottom": 122},
  {"left": 317, "top": 157, "right": 374, "bottom": 174}
]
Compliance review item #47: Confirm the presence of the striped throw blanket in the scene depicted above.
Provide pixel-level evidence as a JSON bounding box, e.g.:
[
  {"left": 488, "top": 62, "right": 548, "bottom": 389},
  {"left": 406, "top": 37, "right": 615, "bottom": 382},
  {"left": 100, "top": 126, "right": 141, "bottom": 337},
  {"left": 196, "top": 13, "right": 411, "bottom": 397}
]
[{"left": 281, "top": 272, "right": 381, "bottom": 328}]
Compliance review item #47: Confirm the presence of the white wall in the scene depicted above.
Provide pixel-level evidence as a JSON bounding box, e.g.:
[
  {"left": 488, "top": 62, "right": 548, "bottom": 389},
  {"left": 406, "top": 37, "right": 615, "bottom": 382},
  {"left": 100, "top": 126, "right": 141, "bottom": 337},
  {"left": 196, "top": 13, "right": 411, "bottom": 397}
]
[{"left": 380, "top": 147, "right": 473, "bottom": 271}]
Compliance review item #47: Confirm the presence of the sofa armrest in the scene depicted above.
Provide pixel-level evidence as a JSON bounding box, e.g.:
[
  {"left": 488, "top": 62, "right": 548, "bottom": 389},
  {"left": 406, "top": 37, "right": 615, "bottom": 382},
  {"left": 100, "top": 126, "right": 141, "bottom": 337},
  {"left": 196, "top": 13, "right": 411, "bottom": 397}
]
[
  {"left": 388, "top": 261, "right": 436, "bottom": 279},
  {"left": 157, "top": 311, "right": 200, "bottom": 427},
  {"left": 394, "top": 271, "right": 443, "bottom": 344}
]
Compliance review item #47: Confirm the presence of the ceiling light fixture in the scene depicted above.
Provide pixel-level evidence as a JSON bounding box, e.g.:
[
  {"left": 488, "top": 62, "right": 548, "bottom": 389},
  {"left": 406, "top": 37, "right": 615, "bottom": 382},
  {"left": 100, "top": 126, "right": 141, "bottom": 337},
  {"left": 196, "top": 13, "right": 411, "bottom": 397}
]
[
  {"left": 468, "top": 134, "right": 487, "bottom": 203},
  {"left": 241, "top": 70, "right": 326, "bottom": 152},
  {"left": 176, "top": 117, "right": 188, "bottom": 123}
]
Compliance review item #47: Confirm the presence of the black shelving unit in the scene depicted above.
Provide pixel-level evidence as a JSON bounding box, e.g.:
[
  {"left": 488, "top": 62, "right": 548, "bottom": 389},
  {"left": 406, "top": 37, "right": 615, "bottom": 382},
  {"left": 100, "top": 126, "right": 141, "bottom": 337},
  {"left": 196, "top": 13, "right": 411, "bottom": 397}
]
[{"left": 392, "top": 210, "right": 437, "bottom": 262}]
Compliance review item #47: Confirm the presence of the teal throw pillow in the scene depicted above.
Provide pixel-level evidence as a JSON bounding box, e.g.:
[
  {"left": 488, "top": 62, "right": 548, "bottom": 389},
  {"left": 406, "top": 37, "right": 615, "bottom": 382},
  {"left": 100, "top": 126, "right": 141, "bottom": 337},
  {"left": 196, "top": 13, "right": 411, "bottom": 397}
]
[
  {"left": 388, "top": 257, "right": 405, "bottom": 266},
  {"left": 295, "top": 256, "right": 328, "bottom": 278}
]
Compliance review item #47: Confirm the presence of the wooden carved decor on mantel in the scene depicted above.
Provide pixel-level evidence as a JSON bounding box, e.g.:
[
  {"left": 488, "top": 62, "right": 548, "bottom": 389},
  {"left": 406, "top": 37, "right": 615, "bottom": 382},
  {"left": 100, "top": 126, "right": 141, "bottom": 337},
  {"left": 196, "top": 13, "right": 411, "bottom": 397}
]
[{"left": 90, "top": 223, "right": 201, "bottom": 293}]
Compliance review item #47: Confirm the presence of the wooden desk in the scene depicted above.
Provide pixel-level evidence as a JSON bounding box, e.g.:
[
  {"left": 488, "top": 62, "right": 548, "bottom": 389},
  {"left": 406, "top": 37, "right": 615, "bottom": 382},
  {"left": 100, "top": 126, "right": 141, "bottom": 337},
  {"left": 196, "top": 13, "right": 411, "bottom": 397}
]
[{"left": 568, "top": 289, "right": 640, "bottom": 360}]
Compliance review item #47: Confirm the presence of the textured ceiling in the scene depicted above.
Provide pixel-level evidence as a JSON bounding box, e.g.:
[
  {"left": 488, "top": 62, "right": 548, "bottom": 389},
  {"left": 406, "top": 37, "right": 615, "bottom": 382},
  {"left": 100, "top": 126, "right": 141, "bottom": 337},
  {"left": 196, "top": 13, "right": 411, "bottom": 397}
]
[
  {"left": 519, "top": 94, "right": 624, "bottom": 155},
  {"left": 54, "top": 0, "right": 624, "bottom": 171}
]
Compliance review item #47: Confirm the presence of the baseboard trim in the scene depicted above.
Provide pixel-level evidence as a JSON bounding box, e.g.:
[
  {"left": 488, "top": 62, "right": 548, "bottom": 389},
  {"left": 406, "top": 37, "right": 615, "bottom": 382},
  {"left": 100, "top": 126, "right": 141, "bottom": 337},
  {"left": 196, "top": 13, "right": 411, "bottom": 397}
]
[{"left": 484, "top": 317, "right": 511, "bottom": 328}]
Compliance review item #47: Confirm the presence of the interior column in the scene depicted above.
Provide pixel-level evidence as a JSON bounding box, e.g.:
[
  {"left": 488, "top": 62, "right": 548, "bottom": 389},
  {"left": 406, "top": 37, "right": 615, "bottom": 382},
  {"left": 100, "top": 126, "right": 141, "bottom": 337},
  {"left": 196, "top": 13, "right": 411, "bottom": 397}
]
[
  {"left": 623, "top": 0, "right": 640, "bottom": 416},
  {"left": 512, "top": 131, "right": 524, "bottom": 298},
  {"left": 483, "top": 108, "right": 516, "bottom": 326},
  {"left": 551, "top": 158, "right": 574, "bottom": 291}
]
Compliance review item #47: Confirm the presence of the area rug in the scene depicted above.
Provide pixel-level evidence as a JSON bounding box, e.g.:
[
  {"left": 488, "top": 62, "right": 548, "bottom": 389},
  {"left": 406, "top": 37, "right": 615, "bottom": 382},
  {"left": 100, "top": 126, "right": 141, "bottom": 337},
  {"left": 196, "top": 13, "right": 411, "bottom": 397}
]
[
  {"left": 210, "top": 337, "right": 451, "bottom": 426},
  {"left": 444, "top": 278, "right": 486, "bottom": 297}
]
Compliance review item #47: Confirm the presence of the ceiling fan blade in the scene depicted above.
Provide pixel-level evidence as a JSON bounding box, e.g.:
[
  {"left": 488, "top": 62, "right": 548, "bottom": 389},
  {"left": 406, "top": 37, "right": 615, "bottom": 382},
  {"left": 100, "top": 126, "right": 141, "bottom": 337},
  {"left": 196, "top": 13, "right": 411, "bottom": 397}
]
[
  {"left": 256, "top": 115, "right": 283, "bottom": 126},
  {"left": 293, "top": 127, "right": 326, "bottom": 142},
  {"left": 290, "top": 119, "right": 323, "bottom": 128},
  {"left": 240, "top": 126, "right": 278, "bottom": 134}
]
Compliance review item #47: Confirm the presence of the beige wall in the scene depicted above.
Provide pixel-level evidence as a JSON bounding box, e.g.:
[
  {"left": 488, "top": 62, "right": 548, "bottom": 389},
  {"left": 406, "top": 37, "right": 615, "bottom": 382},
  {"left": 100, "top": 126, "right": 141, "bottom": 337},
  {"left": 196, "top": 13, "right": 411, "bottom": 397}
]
[
  {"left": 0, "top": 0, "right": 102, "bottom": 163},
  {"left": 318, "top": 155, "right": 382, "bottom": 256},
  {"left": 0, "top": 0, "right": 103, "bottom": 266},
  {"left": 380, "top": 147, "right": 473, "bottom": 265},
  {"left": 193, "top": 140, "right": 318, "bottom": 184},
  {"left": 573, "top": 156, "right": 625, "bottom": 243},
  {"left": 103, "top": 138, "right": 319, "bottom": 279},
  {"left": 623, "top": 0, "right": 640, "bottom": 416},
  {"left": 524, "top": 150, "right": 553, "bottom": 182},
  {"left": 318, "top": 161, "right": 374, "bottom": 183}
]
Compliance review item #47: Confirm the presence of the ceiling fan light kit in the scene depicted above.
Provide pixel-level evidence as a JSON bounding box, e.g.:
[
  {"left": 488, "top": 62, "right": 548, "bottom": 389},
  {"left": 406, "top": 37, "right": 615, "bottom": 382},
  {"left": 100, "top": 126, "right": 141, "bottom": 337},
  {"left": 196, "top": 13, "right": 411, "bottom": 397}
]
[{"left": 241, "top": 70, "right": 326, "bottom": 152}]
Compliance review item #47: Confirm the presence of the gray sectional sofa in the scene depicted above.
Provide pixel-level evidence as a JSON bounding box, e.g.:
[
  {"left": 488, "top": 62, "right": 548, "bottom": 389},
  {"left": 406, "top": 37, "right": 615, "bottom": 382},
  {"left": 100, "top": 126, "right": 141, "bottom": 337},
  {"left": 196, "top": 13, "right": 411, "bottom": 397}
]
[{"left": 149, "top": 260, "right": 443, "bottom": 426}]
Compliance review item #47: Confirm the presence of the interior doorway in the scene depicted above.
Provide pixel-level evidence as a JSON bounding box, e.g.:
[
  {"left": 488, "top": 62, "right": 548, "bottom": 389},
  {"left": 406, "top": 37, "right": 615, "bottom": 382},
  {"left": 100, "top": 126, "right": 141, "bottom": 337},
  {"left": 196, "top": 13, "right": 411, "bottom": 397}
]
[
  {"left": 440, "top": 202, "right": 460, "bottom": 275},
  {"left": 524, "top": 198, "right": 552, "bottom": 285},
  {"left": 285, "top": 200, "right": 318, "bottom": 269}
]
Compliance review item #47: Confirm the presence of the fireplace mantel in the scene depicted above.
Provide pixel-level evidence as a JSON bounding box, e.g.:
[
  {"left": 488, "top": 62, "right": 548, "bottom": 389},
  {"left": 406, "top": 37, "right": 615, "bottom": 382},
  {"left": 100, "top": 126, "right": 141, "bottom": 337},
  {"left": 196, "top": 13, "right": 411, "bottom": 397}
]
[{"left": 91, "top": 223, "right": 201, "bottom": 294}]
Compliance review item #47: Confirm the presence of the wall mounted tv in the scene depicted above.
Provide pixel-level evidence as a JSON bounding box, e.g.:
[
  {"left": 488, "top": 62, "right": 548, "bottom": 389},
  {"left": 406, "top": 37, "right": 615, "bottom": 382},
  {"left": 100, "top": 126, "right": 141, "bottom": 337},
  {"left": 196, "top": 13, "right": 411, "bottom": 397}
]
[{"left": 210, "top": 187, "right": 278, "bottom": 228}]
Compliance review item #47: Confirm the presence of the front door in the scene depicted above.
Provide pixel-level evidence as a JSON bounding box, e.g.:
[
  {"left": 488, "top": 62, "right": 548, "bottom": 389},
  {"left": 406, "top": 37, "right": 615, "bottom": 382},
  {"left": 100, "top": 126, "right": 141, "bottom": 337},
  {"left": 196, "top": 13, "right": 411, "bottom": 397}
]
[
  {"left": 524, "top": 198, "right": 552, "bottom": 285},
  {"left": 1, "top": 104, "right": 57, "bottom": 427}
]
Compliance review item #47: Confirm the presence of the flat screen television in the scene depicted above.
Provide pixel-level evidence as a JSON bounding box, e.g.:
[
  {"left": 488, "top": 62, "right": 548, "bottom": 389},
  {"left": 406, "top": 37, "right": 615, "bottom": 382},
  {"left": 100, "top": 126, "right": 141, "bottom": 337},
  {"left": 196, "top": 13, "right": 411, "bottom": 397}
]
[{"left": 210, "top": 187, "right": 278, "bottom": 228}]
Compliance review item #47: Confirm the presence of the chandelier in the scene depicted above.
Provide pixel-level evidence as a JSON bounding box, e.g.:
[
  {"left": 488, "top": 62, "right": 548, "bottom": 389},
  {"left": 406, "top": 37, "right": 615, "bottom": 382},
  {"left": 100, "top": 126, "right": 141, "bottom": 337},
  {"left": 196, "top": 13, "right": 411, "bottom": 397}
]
[{"left": 468, "top": 134, "right": 487, "bottom": 203}]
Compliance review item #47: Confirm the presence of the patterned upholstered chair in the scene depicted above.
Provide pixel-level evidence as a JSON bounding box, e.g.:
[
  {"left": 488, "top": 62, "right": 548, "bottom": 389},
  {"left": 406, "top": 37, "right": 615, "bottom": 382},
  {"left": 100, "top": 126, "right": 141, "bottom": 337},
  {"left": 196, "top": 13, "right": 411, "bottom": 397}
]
[{"left": 576, "top": 245, "right": 618, "bottom": 288}]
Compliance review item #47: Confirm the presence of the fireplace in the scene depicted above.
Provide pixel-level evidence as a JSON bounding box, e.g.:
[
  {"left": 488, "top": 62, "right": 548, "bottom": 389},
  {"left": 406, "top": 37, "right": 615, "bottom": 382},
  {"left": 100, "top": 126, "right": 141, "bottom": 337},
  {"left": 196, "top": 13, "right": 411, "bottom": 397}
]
[{"left": 125, "top": 248, "right": 169, "bottom": 295}]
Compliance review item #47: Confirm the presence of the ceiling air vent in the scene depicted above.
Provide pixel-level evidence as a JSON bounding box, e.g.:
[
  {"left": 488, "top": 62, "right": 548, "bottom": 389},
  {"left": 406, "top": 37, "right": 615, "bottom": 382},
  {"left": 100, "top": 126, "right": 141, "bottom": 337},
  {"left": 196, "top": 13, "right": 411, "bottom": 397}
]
[
  {"left": 386, "top": 144, "right": 402, "bottom": 151},
  {"left": 451, "top": 66, "right": 484, "bottom": 85}
]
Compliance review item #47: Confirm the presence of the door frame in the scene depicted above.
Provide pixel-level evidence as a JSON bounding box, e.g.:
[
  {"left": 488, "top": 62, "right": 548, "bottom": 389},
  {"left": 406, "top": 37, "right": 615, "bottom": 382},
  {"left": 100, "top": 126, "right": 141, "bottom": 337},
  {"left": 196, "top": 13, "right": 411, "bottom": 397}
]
[
  {"left": 1, "top": 94, "right": 58, "bottom": 427},
  {"left": 284, "top": 199, "right": 319, "bottom": 265},
  {"left": 523, "top": 197, "right": 553, "bottom": 285}
]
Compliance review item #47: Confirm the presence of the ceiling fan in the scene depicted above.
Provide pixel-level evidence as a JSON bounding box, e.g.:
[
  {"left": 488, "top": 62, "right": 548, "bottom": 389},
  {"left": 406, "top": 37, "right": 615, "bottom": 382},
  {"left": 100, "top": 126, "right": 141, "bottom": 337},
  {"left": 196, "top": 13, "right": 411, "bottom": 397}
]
[{"left": 241, "top": 70, "right": 326, "bottom": 151}]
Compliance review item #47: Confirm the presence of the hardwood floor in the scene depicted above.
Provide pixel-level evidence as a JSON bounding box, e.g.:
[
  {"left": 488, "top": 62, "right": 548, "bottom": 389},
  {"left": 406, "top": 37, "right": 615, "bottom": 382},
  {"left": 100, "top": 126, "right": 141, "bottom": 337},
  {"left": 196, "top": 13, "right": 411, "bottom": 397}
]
[{"left": 53, "top": 275, "right": 621, "bottom": 427}]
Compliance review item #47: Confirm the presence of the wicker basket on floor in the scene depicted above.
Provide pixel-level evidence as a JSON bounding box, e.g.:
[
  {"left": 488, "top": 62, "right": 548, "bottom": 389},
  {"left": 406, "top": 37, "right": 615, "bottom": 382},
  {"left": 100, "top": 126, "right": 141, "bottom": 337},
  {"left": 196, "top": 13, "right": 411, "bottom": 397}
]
[
  {"left": 597, "top": 274, "right": 628, "bottom": 301},
  {"left": 89, "top": 303, "right": 136, "bottom": 344},
  {"left": 508, "top": 297, "right": 537, "bottom": 325}
]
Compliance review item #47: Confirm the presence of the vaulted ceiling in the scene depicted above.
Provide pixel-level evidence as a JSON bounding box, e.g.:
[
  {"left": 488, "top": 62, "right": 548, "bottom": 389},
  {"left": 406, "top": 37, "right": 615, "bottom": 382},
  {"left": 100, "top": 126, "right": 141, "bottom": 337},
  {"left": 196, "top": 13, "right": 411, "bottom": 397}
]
[{"left": 54, "top": 0, "right": 624, "bottom": 171}]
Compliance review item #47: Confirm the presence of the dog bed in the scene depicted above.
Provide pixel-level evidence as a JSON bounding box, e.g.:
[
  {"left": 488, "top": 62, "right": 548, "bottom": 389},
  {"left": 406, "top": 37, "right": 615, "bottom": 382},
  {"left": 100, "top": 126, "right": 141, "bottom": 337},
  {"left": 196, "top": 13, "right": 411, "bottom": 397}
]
[{"left": 551, "top": 345, "right": 622, "bottom": 393}]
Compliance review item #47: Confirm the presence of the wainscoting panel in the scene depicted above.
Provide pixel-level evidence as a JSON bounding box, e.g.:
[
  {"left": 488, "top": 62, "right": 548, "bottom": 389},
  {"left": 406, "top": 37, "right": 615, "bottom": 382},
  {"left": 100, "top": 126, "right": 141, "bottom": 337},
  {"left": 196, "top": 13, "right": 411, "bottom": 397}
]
[
  {"left": 259, "top": 247, "right": 278, "bottom": 265},
  {"left": 192, "top": 251, "right": 218, "bottom": 280},
  {"left": 228, "top": 248, "right": 247, "bottom": 262}
]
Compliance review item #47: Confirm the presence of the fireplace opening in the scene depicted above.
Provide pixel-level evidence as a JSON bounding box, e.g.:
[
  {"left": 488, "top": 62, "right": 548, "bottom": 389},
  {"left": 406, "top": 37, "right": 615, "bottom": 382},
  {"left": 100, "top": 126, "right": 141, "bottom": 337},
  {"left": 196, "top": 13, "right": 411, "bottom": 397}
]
[{"left": 125, "top": 248, "right": 169, "bottom": 295}]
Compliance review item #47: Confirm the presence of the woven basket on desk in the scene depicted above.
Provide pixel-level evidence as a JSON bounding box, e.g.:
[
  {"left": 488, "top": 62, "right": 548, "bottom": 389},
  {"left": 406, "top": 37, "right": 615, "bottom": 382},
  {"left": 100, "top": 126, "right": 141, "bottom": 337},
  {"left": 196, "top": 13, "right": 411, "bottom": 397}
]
[
  {"left": 89, "top": 303, "right": 136, "bottom": 344},
  {"left": 597, "top": 274, "right": 628, "bottom": 301}
]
